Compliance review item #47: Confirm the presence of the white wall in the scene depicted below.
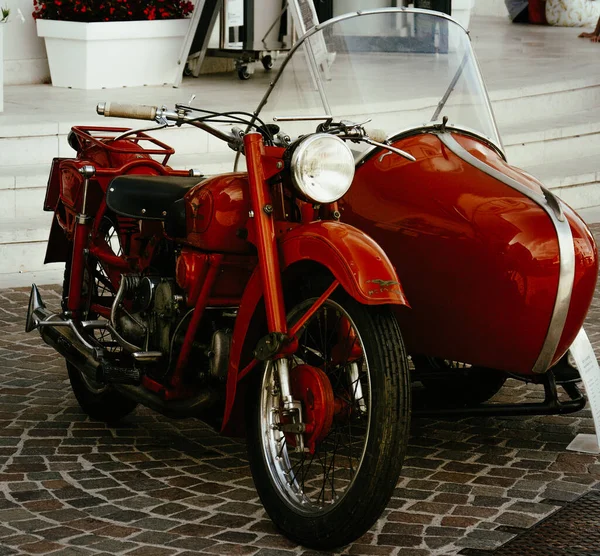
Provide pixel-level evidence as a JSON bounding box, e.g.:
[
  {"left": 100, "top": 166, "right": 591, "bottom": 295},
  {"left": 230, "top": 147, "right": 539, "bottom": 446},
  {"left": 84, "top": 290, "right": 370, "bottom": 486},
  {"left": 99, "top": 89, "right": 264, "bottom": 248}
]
[
  {"left": 332, "top": 0, "right": 391, "bottom": 16},
  {"left": 3, "top": 0, "right": 49, "bottom": 85},
  {"left": 1, "top": 0, "right": 509, "bottom": 86},
  {"left": 472, "top": 0, "right": 508, "bottom": 17}
]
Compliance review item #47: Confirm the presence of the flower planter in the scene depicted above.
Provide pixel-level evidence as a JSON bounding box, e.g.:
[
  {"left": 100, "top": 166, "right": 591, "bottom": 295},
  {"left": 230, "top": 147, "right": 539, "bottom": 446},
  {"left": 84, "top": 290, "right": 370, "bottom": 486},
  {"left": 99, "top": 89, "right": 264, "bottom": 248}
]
[{"left": 36, "top": 19, "right": 190, "bottom": 89}]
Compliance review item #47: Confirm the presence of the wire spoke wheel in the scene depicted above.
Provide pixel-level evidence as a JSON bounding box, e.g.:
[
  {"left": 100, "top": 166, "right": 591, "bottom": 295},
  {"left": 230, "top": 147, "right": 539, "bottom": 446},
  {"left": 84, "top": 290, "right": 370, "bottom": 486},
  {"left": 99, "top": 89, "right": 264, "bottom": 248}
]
[
  {"left": 62, "top": 214, "right": 137, "bottom": 422},
  {"left": 246, "top": 279, "right": 411, "bottom": 549},
  {"left": 261, "top": 298, "right": 370, "bottom": 512},
  {"left": 82, "top": 218, "right": 124, "bottom": 353}
]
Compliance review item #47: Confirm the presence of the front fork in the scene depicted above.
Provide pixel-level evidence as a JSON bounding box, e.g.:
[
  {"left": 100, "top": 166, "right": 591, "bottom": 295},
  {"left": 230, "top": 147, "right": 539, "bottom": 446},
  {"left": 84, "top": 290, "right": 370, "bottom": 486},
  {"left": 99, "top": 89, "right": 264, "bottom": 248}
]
[{"left": 244, "top": 133, "right": 305, "bottom": 448}]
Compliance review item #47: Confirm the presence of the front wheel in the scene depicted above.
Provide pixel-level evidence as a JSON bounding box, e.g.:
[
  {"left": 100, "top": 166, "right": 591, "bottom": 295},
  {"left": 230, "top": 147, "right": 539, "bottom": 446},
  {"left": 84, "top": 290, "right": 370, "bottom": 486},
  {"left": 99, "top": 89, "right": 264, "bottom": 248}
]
[{"left": 246, "top": 284, "right": 410, "bottom": 549}]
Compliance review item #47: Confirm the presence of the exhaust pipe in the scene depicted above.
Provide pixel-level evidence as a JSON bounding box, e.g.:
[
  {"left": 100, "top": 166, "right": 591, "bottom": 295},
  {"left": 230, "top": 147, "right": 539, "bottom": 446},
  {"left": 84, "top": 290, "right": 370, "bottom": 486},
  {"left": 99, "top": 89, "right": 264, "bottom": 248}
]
[
  {"left": 25, "top": 285, "right": 216, "bottom": 419},
  {"left": 25, "top": 284, "right": 102, "bottom": 382}
]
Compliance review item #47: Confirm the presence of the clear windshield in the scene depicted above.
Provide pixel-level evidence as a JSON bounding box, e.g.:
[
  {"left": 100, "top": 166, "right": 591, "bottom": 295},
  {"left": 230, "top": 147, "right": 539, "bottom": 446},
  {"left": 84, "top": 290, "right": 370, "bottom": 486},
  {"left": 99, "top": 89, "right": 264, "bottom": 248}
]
[{"left": 255, "top": 9, "right": 502, "bottom": 156}]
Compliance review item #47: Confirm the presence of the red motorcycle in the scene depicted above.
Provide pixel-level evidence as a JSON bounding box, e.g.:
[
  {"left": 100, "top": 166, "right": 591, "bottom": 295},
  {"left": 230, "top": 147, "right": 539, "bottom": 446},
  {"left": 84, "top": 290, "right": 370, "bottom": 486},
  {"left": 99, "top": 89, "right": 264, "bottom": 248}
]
[{"left": 26, "top": 7, "right": 598, "bottom": 549}]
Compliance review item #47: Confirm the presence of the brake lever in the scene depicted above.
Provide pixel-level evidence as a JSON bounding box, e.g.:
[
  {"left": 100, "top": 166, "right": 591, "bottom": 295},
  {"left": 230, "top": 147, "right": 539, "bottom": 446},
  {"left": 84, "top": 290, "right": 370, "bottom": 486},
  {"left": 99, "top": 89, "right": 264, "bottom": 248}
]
[
  {"left": 364, "top": 139, "right": 416, "bottom": 162},
  {"left": 338, "top": 132, "right": 416, "bottom": 162}
]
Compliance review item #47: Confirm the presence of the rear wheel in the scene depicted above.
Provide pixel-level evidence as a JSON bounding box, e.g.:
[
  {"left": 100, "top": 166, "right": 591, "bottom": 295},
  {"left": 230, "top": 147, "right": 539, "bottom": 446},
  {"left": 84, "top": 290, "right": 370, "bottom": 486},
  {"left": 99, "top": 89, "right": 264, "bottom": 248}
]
[
  {"left": 246, "top": 281, "right": 410, "bottom": 549},
  {"left": 62, "top": 215, "right": 137, "bottom": 423}
]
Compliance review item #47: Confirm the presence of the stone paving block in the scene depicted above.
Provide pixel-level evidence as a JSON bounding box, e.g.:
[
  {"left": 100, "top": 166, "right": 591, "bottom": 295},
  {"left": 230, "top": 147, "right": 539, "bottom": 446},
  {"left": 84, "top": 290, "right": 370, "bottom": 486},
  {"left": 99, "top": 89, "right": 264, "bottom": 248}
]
[
  {"left": 18, "top": 541, "right": 65, "bottom": 554},
  {"left": 1, "top": 226, "right": 600, "bottom": 556}
]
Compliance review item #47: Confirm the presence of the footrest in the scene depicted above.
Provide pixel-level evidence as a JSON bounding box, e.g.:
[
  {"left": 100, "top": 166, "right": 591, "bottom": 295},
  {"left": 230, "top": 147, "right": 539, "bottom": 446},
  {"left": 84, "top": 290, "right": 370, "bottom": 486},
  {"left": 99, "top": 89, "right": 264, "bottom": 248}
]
[{"left": 98, "top": 362, "right": 141, "bottom": 385}]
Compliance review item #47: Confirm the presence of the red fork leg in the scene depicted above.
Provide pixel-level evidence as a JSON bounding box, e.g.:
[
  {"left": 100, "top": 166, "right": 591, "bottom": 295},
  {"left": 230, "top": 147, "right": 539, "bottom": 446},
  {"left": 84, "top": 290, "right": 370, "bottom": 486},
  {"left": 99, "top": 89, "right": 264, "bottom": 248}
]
[{"left": 244, "top": 132, "right": 287, "bottom": 335}]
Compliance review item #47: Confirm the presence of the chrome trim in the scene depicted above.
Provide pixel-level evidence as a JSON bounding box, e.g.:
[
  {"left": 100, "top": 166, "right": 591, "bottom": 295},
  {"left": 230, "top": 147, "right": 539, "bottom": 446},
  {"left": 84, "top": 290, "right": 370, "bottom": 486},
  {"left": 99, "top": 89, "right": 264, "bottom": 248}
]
[
  {"left": 273, "top": 115, "right": 333, "bottom": 122},
  {"left": 438, "top": 132, "right": 575, "bottom": 374},
  {"left": 354, "top": 123, "right": 506, "bottom": 167}
]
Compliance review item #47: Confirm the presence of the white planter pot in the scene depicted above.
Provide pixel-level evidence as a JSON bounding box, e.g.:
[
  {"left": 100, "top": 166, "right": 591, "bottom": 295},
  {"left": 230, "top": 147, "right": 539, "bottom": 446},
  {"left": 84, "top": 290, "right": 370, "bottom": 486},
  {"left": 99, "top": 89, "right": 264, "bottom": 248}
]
[
  {"left": 36, "top": 19, "right": 190, "bottom": 89},
  {"left": 0, "top": 24, "right": 4, "bottom": 112}
]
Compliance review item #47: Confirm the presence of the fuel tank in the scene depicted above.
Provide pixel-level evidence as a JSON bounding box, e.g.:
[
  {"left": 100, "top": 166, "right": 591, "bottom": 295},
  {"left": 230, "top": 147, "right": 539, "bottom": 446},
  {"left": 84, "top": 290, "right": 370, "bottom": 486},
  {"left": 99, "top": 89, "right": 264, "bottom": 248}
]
[
  {"left": 182, "top": 173, "right": 253, "bottom": 255},
  {"left": 340, "top": 131, "right": 598, "bottom": 376}
]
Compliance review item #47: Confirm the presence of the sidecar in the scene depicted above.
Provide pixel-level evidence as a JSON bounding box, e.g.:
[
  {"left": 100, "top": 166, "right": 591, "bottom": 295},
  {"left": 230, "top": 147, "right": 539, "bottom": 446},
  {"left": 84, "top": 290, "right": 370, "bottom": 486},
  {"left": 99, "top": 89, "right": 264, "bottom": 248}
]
[{"left": 253, "top": 8, "right": 598, "bottom": 412}]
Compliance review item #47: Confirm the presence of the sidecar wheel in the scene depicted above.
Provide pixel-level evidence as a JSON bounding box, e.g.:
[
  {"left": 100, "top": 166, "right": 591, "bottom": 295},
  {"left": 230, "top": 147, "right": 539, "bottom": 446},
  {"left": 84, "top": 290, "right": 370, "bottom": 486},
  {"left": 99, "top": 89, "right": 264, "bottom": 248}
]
[
  {"left": 414, "top": 357, "right": 507, "bottom": 408},
  {"left": 246, "top": 281, "right": 410, "bottom": 549}
]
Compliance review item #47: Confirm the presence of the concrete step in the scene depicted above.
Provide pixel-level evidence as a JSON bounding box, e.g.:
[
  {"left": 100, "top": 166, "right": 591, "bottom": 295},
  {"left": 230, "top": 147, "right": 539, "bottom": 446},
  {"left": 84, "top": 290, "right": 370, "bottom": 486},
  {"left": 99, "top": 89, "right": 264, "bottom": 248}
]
[
  {"left": 502, "top": 107, "right": 600, "bottom": 167},
  {"left": 0, "top": 151, "right": 244, "bottom": 286},
  {"left": 0, "top": 217, "right": 64, "bottom": 288},
  {"left": 0, "top": 151, "right": 243, "bottom": 225},
  {"left": 0, "top": 116, "right": 232, "bottom": 166},
  {"left": 522, "top": 153, "right": 600, "bottom": 211},
  {"left": 473, "top": 0, "right": 507, "bottom": 18},
  {"left": 491, "top": 79, "right": 600, "bottom": 129}
]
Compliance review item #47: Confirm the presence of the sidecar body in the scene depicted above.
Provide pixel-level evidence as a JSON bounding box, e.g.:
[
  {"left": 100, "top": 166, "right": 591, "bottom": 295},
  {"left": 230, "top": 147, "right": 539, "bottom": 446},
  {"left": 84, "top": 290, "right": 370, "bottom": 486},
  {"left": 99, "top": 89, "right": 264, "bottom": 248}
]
[{"left": 254, "top": 8, "right": 598, "bottom": 381}]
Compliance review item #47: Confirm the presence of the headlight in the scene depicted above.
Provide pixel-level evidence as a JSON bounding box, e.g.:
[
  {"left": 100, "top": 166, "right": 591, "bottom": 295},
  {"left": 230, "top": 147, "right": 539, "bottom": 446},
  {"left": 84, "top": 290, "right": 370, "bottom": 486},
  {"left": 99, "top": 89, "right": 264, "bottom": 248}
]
[{"left": 291, "top": 134, "right": 355, "bottom": 204}]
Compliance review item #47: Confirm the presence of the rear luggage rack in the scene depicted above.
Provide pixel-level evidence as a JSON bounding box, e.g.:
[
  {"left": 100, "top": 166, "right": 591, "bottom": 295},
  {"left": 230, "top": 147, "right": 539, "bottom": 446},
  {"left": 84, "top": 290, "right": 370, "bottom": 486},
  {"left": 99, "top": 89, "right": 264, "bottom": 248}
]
[{"left": 69, "top": 126, "right": 176, "bottom": 165}]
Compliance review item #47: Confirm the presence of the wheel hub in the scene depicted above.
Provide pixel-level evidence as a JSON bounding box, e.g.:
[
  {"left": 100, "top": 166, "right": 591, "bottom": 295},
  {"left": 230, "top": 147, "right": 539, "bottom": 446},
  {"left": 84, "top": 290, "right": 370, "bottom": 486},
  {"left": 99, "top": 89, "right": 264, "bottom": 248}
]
[{"left": 286, "top": 364, "right": 334, "bottom": 453}]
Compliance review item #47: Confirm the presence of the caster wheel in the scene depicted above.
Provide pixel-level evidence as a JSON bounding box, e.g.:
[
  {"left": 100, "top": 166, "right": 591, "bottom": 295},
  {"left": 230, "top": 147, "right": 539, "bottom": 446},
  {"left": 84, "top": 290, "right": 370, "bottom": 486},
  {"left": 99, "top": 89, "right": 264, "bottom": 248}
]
[
  {"left": 237, "top": 66, "right": 251, "bottom": 80},
  {"left": 262, "top": 55, "right": 273, "bottom": 71}
]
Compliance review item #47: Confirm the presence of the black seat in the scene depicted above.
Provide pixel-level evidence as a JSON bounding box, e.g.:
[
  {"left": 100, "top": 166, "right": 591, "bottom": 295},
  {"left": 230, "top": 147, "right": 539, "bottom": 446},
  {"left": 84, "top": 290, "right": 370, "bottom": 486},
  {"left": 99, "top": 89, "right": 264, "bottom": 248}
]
[{"left": 106, "top": 175, "right": 204, "bottom": 221}]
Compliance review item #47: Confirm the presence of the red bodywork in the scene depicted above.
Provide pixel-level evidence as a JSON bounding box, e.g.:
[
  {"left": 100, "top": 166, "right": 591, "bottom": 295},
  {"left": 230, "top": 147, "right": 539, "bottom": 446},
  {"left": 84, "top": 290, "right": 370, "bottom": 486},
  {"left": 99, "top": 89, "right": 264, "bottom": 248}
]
[
  {"left": 43, "top": 124, "right": 597, "bottom": 428},
  {"left": 44, "top": 126, "right": 406, "bottom": 428},
  {"left": 340, "top": 131, "right": 598, "bottom": 375}
]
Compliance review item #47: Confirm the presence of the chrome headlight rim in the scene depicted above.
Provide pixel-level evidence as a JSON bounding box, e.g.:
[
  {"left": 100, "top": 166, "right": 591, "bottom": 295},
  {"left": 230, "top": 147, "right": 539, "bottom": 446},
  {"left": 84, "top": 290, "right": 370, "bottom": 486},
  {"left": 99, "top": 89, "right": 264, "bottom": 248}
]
[{"left": 290, "top": 133, "right": 355, "bottom": 204}]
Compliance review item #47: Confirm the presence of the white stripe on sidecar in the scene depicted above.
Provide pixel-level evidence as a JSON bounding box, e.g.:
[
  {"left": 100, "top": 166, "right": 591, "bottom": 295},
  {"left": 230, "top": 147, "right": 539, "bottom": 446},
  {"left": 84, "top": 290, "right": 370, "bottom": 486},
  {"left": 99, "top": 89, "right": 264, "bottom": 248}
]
[{"left": 438, "top": 131, "right": 575, "bottom": 375}]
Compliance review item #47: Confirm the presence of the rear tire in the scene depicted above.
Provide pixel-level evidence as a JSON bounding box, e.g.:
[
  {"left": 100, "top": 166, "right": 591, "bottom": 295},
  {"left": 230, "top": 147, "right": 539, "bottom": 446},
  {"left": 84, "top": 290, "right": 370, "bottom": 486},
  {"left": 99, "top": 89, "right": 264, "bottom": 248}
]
[
  {"left": 67, "top": 362, "right": 137, "bottom": 423},
  {"left": 246, "top": 279, "right": 410, "bottom": 549},
  {"left": 62, "top": 215, "right": 137, "bottom": 423}
]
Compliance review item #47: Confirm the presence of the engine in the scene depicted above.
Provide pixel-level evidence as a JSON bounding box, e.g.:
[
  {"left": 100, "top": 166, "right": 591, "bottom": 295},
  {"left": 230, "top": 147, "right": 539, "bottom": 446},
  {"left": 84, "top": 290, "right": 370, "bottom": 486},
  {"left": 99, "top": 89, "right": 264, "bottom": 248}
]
[{"left": 113, "top": 274, "right": 232, "bottom": 383}]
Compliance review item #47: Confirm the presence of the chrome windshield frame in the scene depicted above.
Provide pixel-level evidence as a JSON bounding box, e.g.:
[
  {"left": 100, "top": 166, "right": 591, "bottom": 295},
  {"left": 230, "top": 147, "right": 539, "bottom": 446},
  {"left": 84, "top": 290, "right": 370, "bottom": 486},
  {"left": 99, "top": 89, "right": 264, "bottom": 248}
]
[
  {"left": 355, "top": 123, "right": 507, "bottom": 167},
  {"left": 253, "top": 7, "right": 503, "bottom": 155}
]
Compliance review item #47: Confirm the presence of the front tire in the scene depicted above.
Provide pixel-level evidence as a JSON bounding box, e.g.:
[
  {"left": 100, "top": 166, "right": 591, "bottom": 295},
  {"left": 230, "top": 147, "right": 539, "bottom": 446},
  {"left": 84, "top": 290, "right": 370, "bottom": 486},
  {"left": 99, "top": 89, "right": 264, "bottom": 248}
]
[{"left": 246, "top": 282, "right": 410, "bottom": 549}]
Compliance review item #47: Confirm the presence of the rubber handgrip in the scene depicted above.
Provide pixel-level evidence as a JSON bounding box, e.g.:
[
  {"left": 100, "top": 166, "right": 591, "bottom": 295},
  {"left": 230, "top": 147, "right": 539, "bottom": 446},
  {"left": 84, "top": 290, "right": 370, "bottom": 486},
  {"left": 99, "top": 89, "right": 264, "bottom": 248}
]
[
  {"left": 364, "top": 128, "right": 388, "bottom": 143},
  {"left": 101, "top": 103, "right": 158, "bottom": 120}
]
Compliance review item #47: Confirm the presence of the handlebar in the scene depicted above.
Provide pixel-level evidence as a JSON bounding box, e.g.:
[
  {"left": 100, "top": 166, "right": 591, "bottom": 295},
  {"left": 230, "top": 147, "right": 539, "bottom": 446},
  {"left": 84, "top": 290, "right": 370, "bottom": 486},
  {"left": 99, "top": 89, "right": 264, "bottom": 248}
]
[
  {"left": 364, "top": 128, "right": 387, "bottom": 143},
  {"left": 97, "top": 102, "right": 158, "bottom": 121},
  {"left": 96, "top": 102, "right": 416, "bottom": 162},
  {"left": 97, "top": 101, "right": 239, "bottom": 148}
]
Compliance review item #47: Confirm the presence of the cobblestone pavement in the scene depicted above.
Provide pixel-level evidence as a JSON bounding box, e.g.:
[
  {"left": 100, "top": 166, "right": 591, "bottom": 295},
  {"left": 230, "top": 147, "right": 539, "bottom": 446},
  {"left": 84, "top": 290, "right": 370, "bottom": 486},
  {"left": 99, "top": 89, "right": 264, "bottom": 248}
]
[{"left": 1, "top": 229, "right": 600, "bottom": 556}]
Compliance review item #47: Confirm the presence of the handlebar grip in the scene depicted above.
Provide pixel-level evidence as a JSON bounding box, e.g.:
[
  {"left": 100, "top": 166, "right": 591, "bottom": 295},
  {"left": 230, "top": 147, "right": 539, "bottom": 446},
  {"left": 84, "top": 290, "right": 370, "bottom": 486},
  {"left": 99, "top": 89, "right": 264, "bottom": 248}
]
[
  {"left": 96, "top": 102, "right": 158, "bottom": 121},
  {"left": 364, "top": 128, "right": 388, "bottom": 143}
]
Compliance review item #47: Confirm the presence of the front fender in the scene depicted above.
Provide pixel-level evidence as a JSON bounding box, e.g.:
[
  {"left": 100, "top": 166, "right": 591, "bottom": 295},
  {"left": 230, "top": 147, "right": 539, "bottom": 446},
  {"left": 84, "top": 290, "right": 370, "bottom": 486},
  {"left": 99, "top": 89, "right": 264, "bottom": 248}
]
[
  {"left": 280, "top": 221, "right": 408, "bottom": 306},
  {"left": 221, "top": 220, "right": 409, "bottom": 433}
]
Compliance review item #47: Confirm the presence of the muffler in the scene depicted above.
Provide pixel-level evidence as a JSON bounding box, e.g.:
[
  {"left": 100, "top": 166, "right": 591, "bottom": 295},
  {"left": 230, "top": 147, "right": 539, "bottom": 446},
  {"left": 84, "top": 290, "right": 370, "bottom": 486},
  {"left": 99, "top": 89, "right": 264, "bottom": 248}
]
[
  {"left": 25, "top": 284, "right": 217, "bottom": 420},
  {"left": 25, "top": 284, "right": 102, "bottom": 382}
]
